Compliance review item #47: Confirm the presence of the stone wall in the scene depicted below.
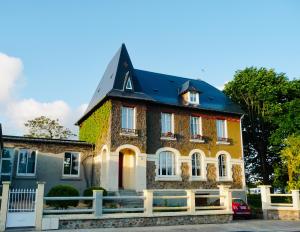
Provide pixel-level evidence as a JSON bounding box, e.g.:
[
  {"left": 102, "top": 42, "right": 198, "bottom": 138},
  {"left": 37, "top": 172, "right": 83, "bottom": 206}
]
[
  {"left": 146, "top": 104, "right": 242, "bottom": 158},
  {"left": 110, "top": 99, "right": 147, "bottom": 153},
  {"left": 59, "top": 214, "right": 232, "bottom": 229},
  {"left": 266, "top": 210, "right": 300, "bottom": 220}
]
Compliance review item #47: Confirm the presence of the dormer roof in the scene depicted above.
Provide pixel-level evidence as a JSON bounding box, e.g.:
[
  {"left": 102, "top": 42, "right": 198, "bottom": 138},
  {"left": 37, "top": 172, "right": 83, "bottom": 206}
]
[{"left": 76, "top": 44, "right": 244, "bottom": 125}]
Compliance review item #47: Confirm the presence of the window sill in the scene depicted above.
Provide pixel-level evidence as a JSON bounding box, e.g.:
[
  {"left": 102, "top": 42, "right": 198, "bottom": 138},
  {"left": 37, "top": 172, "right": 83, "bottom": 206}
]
[
  {"left": 190, "top": 139, "right": 205, "bottom": 143},
  {"left": 15, "top": 175, "right": 36, "bottom": 179},
  {"left": 155, "top": 176, "right": 182, "bottom": 181},
  {"left": 160, "top": 137, "right": 177, "bottom": 141},
  {"left": 216, "top": 141, "right": 230, "bottom": 145},
  {"left": 61, "top": 176, "right": 82, "bottom": 181},
  {"left": 120, "top": 132, "right": 138, "bottom": 137},
  {"left": 189, "top": 176, "right": 207, "bottom": 181},
  {"left": 218, "top": 177, "right": 233, "bottom": 182}
]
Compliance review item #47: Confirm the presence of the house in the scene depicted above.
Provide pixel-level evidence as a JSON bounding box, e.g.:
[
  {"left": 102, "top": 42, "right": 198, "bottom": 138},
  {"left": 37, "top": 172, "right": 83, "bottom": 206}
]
[
  {"left": 76, "top": 44, "right": 246, "bottom": 198},
  {"left": 0, "top": 44, "right": 245, "bottom": 199}
]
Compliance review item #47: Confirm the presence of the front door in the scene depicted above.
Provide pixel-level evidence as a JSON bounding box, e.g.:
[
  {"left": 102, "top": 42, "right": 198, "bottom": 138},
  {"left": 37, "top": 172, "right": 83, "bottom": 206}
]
[{"left": 118, "top": 152, "right": 124, "bottom": 188}]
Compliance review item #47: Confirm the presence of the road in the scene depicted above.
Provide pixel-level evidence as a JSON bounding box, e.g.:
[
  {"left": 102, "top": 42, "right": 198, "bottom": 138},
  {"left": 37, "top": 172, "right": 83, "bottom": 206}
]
[{"left": 43, "top": 220, "right": 300, "bottom": 232}]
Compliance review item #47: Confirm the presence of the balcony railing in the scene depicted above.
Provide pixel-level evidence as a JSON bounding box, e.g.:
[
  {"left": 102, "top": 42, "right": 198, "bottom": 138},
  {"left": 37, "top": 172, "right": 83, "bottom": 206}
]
[
  {"left": 121, "top": 128, "right": 138, "bottom": 135},
  {"left": 190, "top": 134, "right": 205, "bottom": 141},
  {"left": 161, "top": 132, "right": 176, "bottom": 139},
  {"left": 217, "top": 137, "right": 231, "bottom": 144}
]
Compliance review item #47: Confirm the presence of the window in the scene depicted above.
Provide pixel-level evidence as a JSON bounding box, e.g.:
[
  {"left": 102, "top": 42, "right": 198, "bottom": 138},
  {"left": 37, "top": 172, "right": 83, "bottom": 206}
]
[
  {"left": 188, "top": 92, "right": 199, "bottom": 104},
  {"left": 218, "top": 154, "right": 227, "bottom": 177},
  {"left": 125, "top": 77, "right": 133, "bottom": 90},
  {"left": 190, "top": 116, "right": 202, "bottom": 139},
  {"left": 17, "top": 149, "right": 37, "bottom": 176},
  {"left": 121, "top": 106, "right": 135, "bottom": 132},
  {"left": 161, "top": 113, "right": 174, "bottom": 136},
  {"left": 158, "top": 151, "right": 176, "bottom": 176},
  {"left": 63, "top": 152, "right": 80, "bottom": 177},
  {"left": 216, "top": 119, "right": 227, "bottom": 140},
  {"left": 191, "top": 153, "right": 201, "bottom": 177},
  {"left": 1, "top": 148, "right": 14, "bottom": 182}
]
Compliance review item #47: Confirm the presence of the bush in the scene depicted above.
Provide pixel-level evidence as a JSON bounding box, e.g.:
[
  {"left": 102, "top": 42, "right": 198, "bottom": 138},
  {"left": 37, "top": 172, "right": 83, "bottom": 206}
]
[
  {"left": 83, "top": 186, "right": 107, "bottom": 206},
  {"left": 247, "top": 194, "right": 261, "bottom": 209},
  {"left": 46, "top": 185, "right": 79, "bottom": 209}
]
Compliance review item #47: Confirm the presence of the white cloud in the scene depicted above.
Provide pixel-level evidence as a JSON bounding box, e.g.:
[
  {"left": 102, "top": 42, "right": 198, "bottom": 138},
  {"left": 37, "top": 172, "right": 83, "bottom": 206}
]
[
  {"left": 0, "top": 52, "right": 87, "bottom": 137},
  {"left": 217, "top": 81, "right": 229, "bottom": 91},
  {"left": 0, "top": 53, "right": 23, "bottom": 102}
]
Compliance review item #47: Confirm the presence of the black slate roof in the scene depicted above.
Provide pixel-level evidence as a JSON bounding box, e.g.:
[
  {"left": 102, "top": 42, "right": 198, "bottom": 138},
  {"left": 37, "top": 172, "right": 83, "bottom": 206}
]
[{"left": 76, "top": 44, "right": 243, "bottom": 124}]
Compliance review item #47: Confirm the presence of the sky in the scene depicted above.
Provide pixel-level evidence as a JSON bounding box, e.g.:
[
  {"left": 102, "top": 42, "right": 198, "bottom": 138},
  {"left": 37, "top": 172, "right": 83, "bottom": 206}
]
[{"left": 0, "top": 0, "right": 299, "bottom": 136}]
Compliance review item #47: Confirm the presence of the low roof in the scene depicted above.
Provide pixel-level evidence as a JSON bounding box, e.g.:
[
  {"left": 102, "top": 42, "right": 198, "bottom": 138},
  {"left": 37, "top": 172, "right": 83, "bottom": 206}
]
[
  {"left": 77, "top": 44, "right": 243, "bottom": 124},
  {"left": 2, "top": 135, "right": 93, "bottom": 147}
]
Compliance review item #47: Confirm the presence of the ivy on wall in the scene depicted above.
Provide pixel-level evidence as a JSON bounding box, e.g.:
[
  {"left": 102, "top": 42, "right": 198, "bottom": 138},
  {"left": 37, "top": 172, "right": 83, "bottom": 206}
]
[{"left": 79, "top": 101, "right": 112, "bottom": 148}]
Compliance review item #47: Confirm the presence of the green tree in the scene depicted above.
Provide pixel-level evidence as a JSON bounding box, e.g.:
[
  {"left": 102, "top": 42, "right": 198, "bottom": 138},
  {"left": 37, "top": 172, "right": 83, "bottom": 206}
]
[
  {"left": 24, "top": 116, "right": 75, "bottom": 139},
  {"left": 280, "top": 135, "right": 300, "bottom": 190},
  {"left": 224, "top": 67, "right": 294, "bottom": 184}
]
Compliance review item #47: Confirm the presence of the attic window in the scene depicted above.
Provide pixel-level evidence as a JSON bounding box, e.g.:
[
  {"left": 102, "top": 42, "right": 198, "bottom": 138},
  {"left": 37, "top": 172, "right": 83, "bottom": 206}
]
[
  {"left": 188, "top": 92, "right": 199, "bottom": 104},
  {"left": 125, "top": 77, "right": 133, "bottom": 90}
]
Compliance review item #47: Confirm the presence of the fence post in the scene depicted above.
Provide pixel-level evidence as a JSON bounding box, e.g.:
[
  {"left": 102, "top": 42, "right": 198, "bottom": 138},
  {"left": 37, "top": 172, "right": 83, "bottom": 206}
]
[
  {"left": 143, "top": 190, "right": 153, "bottom": 216},
  {"left": 93, "top": 190, "right": 103, "bottom": 217},
  {"left": 186, "top": 190, "right": 195, "bottom": 214},
  {"left": 258, "top": 185, "right": 271, "bottom": 219},
  {"left": 218, "top": 185, "right": 232, "bottom": 212},
  {"left": 35, "top": 182, "right": 45, "bottom": 231},
  {"left": 0, "top": 181, "right": 10, "bottom": 231},
  {"left": 291, "top": 190, "right": 300, "bottom": 210}
]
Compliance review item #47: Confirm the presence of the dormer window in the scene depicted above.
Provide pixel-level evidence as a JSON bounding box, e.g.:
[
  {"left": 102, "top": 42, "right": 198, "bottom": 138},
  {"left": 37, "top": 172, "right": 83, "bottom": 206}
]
[
  {"left": 125, "top": 77, "right": 133, "bottom": 90},
  {"left": 188, "top": 91, "right": 199, "bottom": 104},
  {"left": 124, "top": 71, "right": 133, "bottom": 91}
]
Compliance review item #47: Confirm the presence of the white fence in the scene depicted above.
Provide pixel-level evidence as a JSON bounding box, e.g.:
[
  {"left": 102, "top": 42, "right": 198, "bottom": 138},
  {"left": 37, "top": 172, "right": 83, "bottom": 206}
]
[
  {"left": 0, "top": 182, "right": 233, "bottom": 231},
  {"left": 259, "top": 185, "right": 300, "bottom": 219}
]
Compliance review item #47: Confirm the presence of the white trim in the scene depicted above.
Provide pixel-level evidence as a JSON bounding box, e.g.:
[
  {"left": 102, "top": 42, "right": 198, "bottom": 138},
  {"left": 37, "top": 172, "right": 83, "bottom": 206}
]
[
  {"left": 154, "top": 147, "right": 182, "bottom": 181},
  {"left": 215, "top": 151, "right": 232, "bottom": 182},
  {"left": 121, "top": 106, "right": 136, "bottom": 130},
  {"left": 0, "top": 147, "right": 14, "bottom": 182},
  {"left": 16, "top": 149, "right": 38, "bottom": 177},
  {"left": 239, "top": 114, "right": 246, "bottom": 188},
  {"left": 187, "top": 91, "right": 199, "bottom": 105},
  {"left": 188, "top": 149, "right": 207, "bottom": 181},
  {"left": 115, "top": 144, "right": 141, "bottom": 156},
  {"left": 161, "top": 112, "right": 174, "bottom": 134},
  {"left": 62, "top": 152, "right": 81, "bottom": 178},
  {"left": 216, "top": 119, "right": 228, "bottom": 142}
]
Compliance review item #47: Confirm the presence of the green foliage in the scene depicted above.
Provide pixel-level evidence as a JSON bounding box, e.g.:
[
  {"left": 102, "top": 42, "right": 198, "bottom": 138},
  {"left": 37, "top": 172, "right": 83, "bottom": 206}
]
[
  {"left": 83, "top": 186, "right": 107, "bottom": 206},
  {"left": 280, "top": 135, "right": 300, "bottom": 191},
  {"left": 224, "top": 67, "right": 299, "bottom": 185},
  {"left": 247, "top": 194, "right": 261, "bottom": 209},
  {"left": 24, "top": 116, "right": 75, "bottom": 139},
  {"left": 79, "top": 101, "right": 111, "bottom": 145},
  {"left": 273, "top": 164, "right": 288, "bottom": 191},
  {"left": 46, "top": 185, "right": 79, "bottom": 209}
]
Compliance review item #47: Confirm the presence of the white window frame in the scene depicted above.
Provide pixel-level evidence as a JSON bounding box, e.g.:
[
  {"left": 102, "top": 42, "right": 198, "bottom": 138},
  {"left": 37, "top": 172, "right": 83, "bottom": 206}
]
[
  {"left": 155, "top": 148, "right": 181, "bottom": 181},
  {"left": 62, "top": 152, "right": 81, "bottom": 178},
  {"left": 216, "top": 151, "right": 232, "bottom": 181},
  {"left": 125, "top": 77, "right": 133, "bottom": 90},
  {"left": 160, "top": 113, "right": 175, "bottom": 140},
  {"left": 16, "top": 149, "right": 37, "bottom": 177},
  {"left": 121, "top": 106, "right": 136, "bottom": 131},
  {"left": 190, "top": 116, "right": 204, "bottom": 142},
  {"left": 187, "top": 91, "right": 199, "bottom": 105},
  {"left": 216, "top": 119, "right": 229, "bottom": 145},
  {"left": 189, "top": 149, "right": 206, "bottom": 181}
]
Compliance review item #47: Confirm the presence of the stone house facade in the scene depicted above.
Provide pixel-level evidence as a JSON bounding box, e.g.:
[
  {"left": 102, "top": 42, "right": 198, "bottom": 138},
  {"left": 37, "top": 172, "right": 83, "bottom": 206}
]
[{"left": 77, "top": 44, "right": 246, "bottom": 197}]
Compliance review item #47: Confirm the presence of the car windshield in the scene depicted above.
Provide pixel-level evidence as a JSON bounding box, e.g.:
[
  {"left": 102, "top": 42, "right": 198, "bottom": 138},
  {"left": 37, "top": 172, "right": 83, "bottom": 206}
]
[{"left": 233, "top": 199, "right": 246, "bottom": 204}]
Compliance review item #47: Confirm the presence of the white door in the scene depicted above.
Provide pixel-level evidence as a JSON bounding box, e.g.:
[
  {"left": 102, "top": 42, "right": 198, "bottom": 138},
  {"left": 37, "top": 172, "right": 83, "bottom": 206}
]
[{"left": 6, "top": 188, "right": 36, "bottom": 228}]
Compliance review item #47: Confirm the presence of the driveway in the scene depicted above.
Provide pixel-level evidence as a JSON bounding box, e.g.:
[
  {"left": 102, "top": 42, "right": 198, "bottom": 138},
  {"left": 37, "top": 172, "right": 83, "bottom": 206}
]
[{"left": 44, "top": 220, "right": 300, "bottom": 232}]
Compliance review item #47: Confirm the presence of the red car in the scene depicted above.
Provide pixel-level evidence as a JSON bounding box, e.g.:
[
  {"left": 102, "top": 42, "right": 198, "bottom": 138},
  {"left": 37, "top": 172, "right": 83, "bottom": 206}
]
[{"left": 232, "top": 198, "right": 251, "bottom": 218}]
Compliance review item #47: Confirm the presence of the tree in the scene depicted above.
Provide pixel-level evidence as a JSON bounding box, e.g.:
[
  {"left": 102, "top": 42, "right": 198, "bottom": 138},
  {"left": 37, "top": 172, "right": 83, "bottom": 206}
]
[
  {"left": 280, "top": 135, "right": 300, "bottom": 190},
  {"left": 24, "top": 116, "right": 75, "bottom": 139},
  {"left": 224, "top": 67, "right": 294, "bottom": 184}
]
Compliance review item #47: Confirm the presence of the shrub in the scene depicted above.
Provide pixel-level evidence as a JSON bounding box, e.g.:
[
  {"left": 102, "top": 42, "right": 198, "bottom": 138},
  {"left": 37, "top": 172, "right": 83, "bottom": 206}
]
[
  {"left": 46, "top": 185, "right": 79, "bottom": 209},
  {"left": 83, "top": 186, "right": 107, "bottom": 206}
]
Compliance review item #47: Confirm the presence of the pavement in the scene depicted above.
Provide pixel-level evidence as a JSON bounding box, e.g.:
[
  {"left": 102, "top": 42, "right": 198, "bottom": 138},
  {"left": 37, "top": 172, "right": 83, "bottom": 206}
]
[{"left": 42, "top": 220, "right": 300, "bottom": 232}]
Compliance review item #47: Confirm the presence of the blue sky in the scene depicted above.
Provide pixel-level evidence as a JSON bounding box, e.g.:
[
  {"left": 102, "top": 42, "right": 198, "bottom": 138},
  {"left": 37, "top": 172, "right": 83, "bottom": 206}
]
[{"left": 0, "top": 1, "right": 299, "bottom": 135}]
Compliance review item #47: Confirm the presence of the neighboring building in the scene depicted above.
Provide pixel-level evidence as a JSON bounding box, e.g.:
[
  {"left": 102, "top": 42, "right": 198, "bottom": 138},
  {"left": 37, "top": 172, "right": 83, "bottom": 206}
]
[
  {"left": 1, "top": 135, "right": 94, "bottom": 194},
  {"left": 76, "top": 44, "right": 246, "bottom": 197},
  {"left": 0, "top": 44, "right": 246, "bottom": 197}
]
